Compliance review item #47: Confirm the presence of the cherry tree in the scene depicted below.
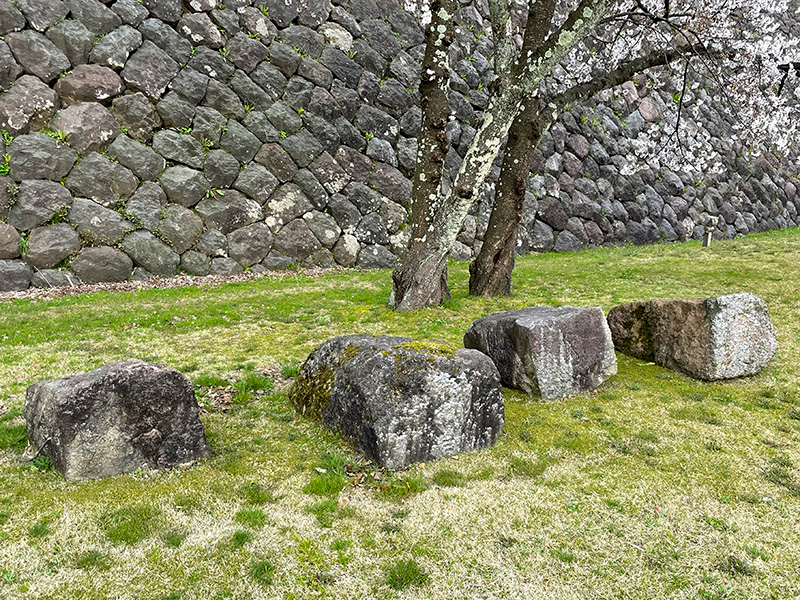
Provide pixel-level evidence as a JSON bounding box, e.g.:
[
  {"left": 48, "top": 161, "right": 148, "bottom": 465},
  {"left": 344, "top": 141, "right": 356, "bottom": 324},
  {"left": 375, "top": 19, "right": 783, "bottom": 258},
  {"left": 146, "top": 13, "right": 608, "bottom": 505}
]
[{"left": 390, "top": 0, "right": 800, "bottom": 310}]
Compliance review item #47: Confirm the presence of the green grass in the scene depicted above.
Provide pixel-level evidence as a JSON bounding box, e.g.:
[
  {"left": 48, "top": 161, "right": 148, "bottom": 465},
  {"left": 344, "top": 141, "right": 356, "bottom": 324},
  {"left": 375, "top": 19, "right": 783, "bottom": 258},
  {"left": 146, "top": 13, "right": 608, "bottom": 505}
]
[
  {"left": 384, "top": 558, "right": 428, "bottom": 590},
  {"left": 1, "top": 230, "right": 800, "bottom": 598},
  {"left": 98, "top": 505, "right": 159, "bottom": 545}
]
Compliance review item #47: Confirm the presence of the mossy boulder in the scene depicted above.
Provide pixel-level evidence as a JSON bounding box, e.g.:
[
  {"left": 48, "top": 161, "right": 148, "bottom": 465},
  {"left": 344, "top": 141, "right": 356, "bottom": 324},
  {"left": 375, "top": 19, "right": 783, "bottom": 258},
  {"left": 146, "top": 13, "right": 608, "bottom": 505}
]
[
  {"left": 607, "top": 293, "right": 777, "bottom": 380},
  {"left": 289, "top": 335, "right": 504, "bottom": 469}
]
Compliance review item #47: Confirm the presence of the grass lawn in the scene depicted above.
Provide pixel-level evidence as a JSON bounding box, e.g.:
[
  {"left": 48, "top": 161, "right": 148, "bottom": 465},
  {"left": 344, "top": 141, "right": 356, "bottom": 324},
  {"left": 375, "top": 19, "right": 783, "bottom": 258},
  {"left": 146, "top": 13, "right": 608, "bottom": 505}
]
[{"left": 0, "top": 229, "right": 799, "bottom": 599}]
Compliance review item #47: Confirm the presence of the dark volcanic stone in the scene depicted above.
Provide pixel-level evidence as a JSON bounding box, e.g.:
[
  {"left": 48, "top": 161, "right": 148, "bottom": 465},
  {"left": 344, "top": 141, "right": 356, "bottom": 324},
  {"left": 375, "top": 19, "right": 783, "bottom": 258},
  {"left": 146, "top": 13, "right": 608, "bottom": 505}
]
[
  {"left": 0, "top": 223, "right": 21, "bottom": 259},
  {"left": 204, "top": 78, "right": 246, "bottom": 120},
  {"left": 220, "top": 120, "right": 261, "bottom": 163},
  {"left": 272, "top": 219, "right": 321, "bottom": 260},
  {"left": 89, "top": 24, "right": 142, "bottom": 69},
  {"left": 289, "top": 335, "right": 504, "bottom": 469},
  {"left": 71, "top": 246, "right": 133, "bottom": 283},
  {"left": 8, "top": 134, "right": 77, "bottom": 182},
  {"left": 125, "top": 181, "right": 166, "bottom": 231},
  {"left": 8, "top": 180, "right": 73, "bottom": 231},
  {"left": 226, "top": 32, "right": 269, "bottom": 73},
  {"left": 356, "top": 244, "right": 397, "bottom": 269},
  {"left": 0, "top": 0, "right": 26, "bottom": 36},
  {"left": 122, "top": 230, "right": 180, "bottom": 276},
  {"left": 65, "top": 152, "right": 139, "bottom": 206},
  {"left": 107, "top": 135, "right": 166, "bottom": 181},
  {"left": 464, "top": 306, "right": 617, "bottom": 399},
  {"left": 153, "top": 130, "right": 205, "bottom": 169},
  {"left": 0, "top": 259, "right": 33, "bottom": 291},
  {"left": 24, "top": 359, "right": 208, "bottom": 481},
  {"left": 68, "top": 197, "right": 133, "bottom": 244},
  {"left": 121, "top": 41, "right": 180, "bottom": 99},
  {"left": 31, "top": 269, "right": 79, "bottom": 288},
  {"left": 159, "top": 166, "right": 210, "bottom": 208},
  {"left": 158, "top": 204, "right": 204, "bottom": 254},
  {"left": 54, "top": 64, "right": 124, "bottom": 106},
  {"left": 209, "top": 256, "right": 243, "bottom": 275},
  {"left": 204, "top": 150, "right": 240, "bottom": 188},
  {"left": 169, "top": 68, "right": 209, "bottom": 105},
  {"left": 23, "top": 223, "right": 81, "bottom": 269},
  {"left": 188, "top": 46, "right": 235, "bottom": 81},
  {"left": 281, "top": 129, "right": 323, "bottom": 168},
  {"left": 65, "top": 0, "right": 122, "bottom": 35},
  {"left": 156, "top": 92, "right": 196, "bottom": 130},
  {"left": 227, "top": 222, "right": 273, "bottom": 266},
  {"left": 16, "top": 0, "right": 69, "bottom": 33},
  {"left": 234, "top": 163, "right": 279, "bottom": 204},
  {"left": 256, "top": 143, "right": 299, "bottom": 183},
  {"left": 111, "top": 92, "right": 161, "bottom": 142},
  {"left": 0, "top": 41, "right": 22, "bottom": 92},
  {"left": 6, "top": 30, "right": 71, "bottom": 81},
  {"left": 607, "top": 293, "right": 777, "bottom": 380},
  {"left": 140, "top": 0, "right": 183, "bottom": 22},
  {"left": 46, "top": 20, "right": 95, "bottom": 66},
  {"left": 139, "top": 17, "right": 193, "bottom": 64}
]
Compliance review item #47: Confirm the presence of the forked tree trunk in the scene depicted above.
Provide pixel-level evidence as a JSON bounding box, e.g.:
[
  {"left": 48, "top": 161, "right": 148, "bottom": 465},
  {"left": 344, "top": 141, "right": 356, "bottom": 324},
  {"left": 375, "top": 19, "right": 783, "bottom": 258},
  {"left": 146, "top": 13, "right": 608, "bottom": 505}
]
[{"left": 469, "top": 101, "right": 543, "bottom": 296}]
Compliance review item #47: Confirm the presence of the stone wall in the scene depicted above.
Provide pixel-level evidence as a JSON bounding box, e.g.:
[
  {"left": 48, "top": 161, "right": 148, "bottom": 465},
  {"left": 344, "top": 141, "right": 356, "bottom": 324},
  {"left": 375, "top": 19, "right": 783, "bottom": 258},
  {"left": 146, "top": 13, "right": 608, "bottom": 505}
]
[{"left": 0, "top": 0, "right": 798, "bottom": 291}]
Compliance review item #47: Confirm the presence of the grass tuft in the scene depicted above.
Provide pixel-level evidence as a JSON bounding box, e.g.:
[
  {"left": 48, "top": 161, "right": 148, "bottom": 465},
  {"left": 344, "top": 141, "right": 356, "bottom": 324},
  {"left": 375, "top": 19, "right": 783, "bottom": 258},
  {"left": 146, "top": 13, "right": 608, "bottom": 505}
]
[
  {"left": 432, "top": 468, "right": 466, "bottom": 487},
  {"left": 249, "top": 559, "right": 275, "bottom": 585},
  {"left": 234, "top": 508, "right": 268, "bottom": 528},
  {"left": 98, "top": 505, "right": 159, "bottom": 545},
  {"left": 384, "top": 558, "right": 428, "bottom": 590}
]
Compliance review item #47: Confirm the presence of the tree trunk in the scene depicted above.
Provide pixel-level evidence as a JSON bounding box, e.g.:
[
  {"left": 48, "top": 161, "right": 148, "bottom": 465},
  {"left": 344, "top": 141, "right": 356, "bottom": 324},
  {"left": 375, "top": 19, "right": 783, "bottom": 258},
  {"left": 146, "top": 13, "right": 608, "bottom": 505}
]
[
  {"left": 389, "top": 0, "right": 455, "bottom": 310},
  {"left": 469, "top": 101, "right": 543, "bottom": 296}
]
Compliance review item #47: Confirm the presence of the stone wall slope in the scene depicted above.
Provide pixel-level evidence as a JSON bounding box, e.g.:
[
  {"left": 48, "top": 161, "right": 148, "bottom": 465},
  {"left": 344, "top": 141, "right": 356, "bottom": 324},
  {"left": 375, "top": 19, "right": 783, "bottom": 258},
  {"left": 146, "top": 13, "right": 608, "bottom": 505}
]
[{"left": 0, "top": 0, "right": 798, "bottom": 290}]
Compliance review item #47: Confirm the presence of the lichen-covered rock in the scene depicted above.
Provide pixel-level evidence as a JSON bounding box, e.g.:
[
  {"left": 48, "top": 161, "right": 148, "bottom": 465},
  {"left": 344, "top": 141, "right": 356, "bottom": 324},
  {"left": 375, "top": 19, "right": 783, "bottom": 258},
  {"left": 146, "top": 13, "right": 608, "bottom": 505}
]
[
  {"left": 289, "top": 335, "right": 504, "bottom": 469},
  {"left": 70, "top": 246, "right": 133, "bottom": 283},
  {"left": 50, "top": 102, "right": 119, "bottom": 155},
  {"left": 24, "top": 359, "right": 208, "bottom": 481},
  {"left": 0, "top": 0, "right": 26, "bottom": 36},
  {"left": 54, "top": 64, "right": 125, "bottom": 106},
  {"left": 607, "top": 293, "right": 777, "bottom": 380},
  {"left": 65, "top": 152, "right": 139, "bottom": 206},
  {"left": 0, "top": 76, "right": 59, "bottom": 135},
  {"left": 464, "top": 306, "right": 617, "bottom": 399},
  {"left": 8, "top": 134, "right": 76, "bottom": 182},
  {"left": 152, "top": 130, "right": 205, "bottom": 169},
  {"left": 195, "top": 189, "right": 262, "bottom": 234},
  {"left": 0, "top": 259, "right": 33, "bottom": 291}
]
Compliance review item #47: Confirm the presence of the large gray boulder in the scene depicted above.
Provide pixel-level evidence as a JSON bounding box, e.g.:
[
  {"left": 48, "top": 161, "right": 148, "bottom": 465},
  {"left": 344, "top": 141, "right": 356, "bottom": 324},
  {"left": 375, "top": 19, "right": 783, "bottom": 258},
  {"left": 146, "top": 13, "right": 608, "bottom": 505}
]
[
  {"left": 289, "top": 335, "right": 504, "bottom": 469},
  {"left": 24, "top": 360, "right": 209, "bottom": 481},
  {"left": 607, "top": 293, "right": 777, "bottom": 380},
  {"left": 8, "top": 133, "right": 77, "bottom": 182},
  {"left": 464, "top": 307, "right": 617, "bottom": 399}
]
